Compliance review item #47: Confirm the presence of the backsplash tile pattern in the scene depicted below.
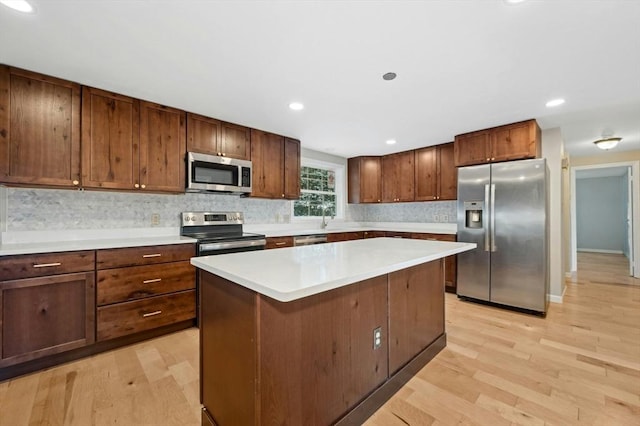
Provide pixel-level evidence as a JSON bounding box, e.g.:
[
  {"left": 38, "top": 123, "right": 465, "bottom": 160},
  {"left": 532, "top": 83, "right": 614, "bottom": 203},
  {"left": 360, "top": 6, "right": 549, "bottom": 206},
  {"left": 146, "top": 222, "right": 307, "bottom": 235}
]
[{"left": 5, "top": 188, "right": 454, "bottom": 231}]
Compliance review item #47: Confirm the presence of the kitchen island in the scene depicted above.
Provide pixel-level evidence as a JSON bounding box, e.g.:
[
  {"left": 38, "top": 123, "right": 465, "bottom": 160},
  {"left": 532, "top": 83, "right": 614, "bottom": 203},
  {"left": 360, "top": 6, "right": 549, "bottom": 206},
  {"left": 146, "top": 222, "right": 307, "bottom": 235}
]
[{"left": 192, "top": 238, "right": 475, "bottom": 426}]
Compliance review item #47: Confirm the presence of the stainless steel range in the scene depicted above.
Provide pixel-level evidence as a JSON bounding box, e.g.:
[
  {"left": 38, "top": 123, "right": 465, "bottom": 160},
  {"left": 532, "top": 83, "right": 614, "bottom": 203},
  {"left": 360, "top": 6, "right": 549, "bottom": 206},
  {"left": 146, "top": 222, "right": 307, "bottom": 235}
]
[{"left": 180, "top": 211, "right": 266, "bottom": 256}]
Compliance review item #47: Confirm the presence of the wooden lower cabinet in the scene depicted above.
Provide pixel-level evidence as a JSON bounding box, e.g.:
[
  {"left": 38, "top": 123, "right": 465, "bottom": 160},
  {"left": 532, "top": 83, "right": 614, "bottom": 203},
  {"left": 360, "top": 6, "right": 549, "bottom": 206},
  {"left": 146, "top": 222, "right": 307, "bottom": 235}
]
[
  {"left": 96, "top": 243, "right": 196, "bottom": 341},
  {"left": 411, "top": 233, "right": 458, "bottom": 293},
  {"left": 0, "top": 250, "right": 96, "bottom": 367},
  {"left": 363, "top": 230, "right": 386, "bottom": 239},
  {"left": 97, "top": 290, "right": 195, "bottom": 341},
  {"left": 326, "top": 231, "right": 364, "bottom": 242},
  {"left": 199, "top": 260, "right": 445, "bottom": 426},
  {"left": 265, "top": 236, "right": 294, "bottom": 249}
]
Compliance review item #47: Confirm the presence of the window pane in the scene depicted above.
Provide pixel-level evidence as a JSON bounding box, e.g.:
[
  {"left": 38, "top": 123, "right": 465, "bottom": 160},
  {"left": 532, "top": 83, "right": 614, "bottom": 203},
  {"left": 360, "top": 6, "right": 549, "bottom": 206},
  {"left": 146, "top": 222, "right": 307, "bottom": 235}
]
[{"left": 293, "top": 164, "right": 340, "bottom": 218}]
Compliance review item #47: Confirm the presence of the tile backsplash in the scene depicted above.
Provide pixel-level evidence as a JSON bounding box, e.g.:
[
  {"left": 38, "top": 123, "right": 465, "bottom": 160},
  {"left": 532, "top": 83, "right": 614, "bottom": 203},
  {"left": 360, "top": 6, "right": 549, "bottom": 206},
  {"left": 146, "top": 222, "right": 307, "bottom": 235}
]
[{"left": 4, "top": 187, "right": 455, "bottom": 232}]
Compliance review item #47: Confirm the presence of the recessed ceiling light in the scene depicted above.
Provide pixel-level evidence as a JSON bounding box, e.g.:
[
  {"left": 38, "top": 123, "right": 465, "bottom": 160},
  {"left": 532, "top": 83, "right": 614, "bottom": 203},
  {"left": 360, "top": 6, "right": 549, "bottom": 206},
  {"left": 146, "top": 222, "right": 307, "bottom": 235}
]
[
  {"left": 545, "top": 98, "right": 565, "bottom": 108},
  {"left": 0, "top": 0, "right": 34, "bottom": 13},
  {"left": 382, "top": 72, "right": 397, "bottom": 81},
  {"left": 288, "top": 102, "right": 304, "bottom": 111},
  {"left": 386, "top": 139, "right": 397, "bottom": 145}
]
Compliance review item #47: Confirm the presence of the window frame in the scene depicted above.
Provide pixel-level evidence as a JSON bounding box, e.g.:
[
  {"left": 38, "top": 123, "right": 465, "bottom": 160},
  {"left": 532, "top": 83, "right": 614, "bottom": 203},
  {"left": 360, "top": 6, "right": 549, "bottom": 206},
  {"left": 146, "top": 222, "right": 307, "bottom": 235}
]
[{"left": 292, "top": 158, "right": 346, "bottom": 221}]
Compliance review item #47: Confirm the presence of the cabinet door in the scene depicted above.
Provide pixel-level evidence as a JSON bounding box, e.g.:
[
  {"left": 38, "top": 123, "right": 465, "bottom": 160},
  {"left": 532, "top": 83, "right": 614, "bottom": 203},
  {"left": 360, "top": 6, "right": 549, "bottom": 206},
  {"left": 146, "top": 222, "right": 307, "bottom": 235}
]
[
  {"left": 414, "top": 147, "right": 438, "bottom": 201},
  {"left": 0, "top": 66, "right": 81, "bottom": 187},
  {"left": 186, "top": 113, "right": 221, "bottom": 155},
  {"left": 250, "top": 129, "right": 284, "bottom": 198},
  {"left": 381, "top": 154, "right": 399, "bottom": 202},
  {"left": 490, "top": 120, "right": 540, "bottom": 162},
  {"left": 81, "top": 87, "right": 140, "bottom": 190},
  {"left": 0, "top": 272, "right": 95, "bottom": 366},
  {"left": 139, "top": 101, "right": 186, "bottom": 193},
  {"left": 283, "top": 138, "right": 300, "bottom": 199},
  {"left": 219, "top": 122, "right": 250, "bottom": 160},
  {"left": 454, "top": 130, "right": 490, "bottom": 166},
  {"left": 437, "top": 142, "right": 457, "bottom": 200},
  {"left": 348, "top": 157, "right": 381, "bottom": 204}
]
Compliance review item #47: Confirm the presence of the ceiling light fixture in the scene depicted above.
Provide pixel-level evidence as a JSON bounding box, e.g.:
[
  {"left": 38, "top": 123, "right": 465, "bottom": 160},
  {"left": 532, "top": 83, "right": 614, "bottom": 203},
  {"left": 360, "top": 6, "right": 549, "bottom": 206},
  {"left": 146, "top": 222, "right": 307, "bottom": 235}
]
[
  {"left": 505, "top": 0, "right": 527, "bottom": 4},
  {"left": 288, "top": 102, "right": 304, "bottom": 111},
  {"left": 593, "top": 137, "right": 621, "bottom": 150},
  {"left": 386, "top": 139, "right": 397, "bottom": 145},
  {"left": 545, "top": 98, "right": 565, "bottom": 108},
  {"left": 382, "top": 72, "right": 397, "bottom": 81},
  {"left": 0, "top": 0, "right": 34, "bottom": 13}
]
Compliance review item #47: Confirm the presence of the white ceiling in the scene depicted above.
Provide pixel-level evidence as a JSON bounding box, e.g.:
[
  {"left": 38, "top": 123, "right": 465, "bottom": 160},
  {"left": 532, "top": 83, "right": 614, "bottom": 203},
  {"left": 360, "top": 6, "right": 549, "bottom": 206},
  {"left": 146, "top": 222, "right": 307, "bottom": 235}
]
[{"left": 1, "top": 0, "right": 639, "bottom": 159}]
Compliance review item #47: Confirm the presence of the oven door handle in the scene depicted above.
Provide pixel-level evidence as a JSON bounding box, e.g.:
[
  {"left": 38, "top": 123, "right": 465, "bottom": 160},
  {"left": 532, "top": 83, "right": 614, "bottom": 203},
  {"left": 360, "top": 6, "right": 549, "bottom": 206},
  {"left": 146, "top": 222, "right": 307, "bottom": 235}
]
[{"left": 199, "top": 238, "right": 267, "bottom": 252}]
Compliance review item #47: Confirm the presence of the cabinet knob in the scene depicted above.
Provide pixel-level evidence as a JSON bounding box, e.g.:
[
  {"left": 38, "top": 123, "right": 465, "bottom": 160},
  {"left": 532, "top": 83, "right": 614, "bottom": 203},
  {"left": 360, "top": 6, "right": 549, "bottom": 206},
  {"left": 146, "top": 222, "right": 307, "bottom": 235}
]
[
  {"left": 141, "top": 184, "right": 146, "bottom": 189},
  {"left": 486, "top": 158, "right": 490, "bottom": 161},
  {"left": 222, "top": 153, "right": 226, "bottom": 157},
  {"left": 134, "top": 183, "right": 140, "bottom": 188},
  {"left": 491, "top": 157, "right": 495, "bottom": 160},
  {"left": 72, "top": 180, "right": 79, "bottom": 185},
  {"left": 217, "top": 152, "right": 222, "bottom": 156},
  {"left": 282, "top": 194, "right": 285, "bottom": 198}
]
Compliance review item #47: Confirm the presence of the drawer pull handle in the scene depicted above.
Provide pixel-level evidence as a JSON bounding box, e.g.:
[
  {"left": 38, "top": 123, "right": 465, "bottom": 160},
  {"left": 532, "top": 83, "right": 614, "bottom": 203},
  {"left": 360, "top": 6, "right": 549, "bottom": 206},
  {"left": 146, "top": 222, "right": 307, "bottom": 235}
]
[
  {"left": 33, "top": 262, "right": 62, "bottom": 268},
  {"left": 142, "top": 278, "right": 162, "bottom": 284},
  {"left": 275, "top": 242, "right": 287, "bottom": 246},
  {"left": 142, "top": 254, "right": 162, "bottom": 258},
  {"left": 142, "top": 310, "right": 162, "bottom": 318}
]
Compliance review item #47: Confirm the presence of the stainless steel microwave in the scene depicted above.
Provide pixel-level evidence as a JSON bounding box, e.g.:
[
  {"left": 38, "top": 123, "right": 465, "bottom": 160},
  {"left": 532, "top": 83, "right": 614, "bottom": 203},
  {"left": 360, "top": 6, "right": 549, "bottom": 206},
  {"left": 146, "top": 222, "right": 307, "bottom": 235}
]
[{"left": 186, "top": 152, "right": 252, "bottom": 194}]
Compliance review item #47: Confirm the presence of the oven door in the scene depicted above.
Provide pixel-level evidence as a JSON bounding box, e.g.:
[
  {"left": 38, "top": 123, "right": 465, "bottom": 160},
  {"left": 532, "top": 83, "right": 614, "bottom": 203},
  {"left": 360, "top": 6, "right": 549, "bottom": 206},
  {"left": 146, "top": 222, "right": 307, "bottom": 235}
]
[{"left": 198, "top": 238, "right": 266, "bottom": 256}]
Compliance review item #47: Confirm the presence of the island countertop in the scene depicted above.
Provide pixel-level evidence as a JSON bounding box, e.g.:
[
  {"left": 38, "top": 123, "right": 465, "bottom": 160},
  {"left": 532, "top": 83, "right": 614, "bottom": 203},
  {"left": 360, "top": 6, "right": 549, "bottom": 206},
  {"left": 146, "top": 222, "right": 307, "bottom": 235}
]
[{"left": 191, "top": 237, "right": 476, "bottom": 302}]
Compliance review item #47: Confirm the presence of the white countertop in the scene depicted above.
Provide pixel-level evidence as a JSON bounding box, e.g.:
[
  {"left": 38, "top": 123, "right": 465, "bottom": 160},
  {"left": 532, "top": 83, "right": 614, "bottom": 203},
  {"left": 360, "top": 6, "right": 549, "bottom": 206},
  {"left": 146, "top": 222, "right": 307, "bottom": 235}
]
[
  {"left": 192, "top": 238, "right": 475, "bottom": 302},
  {"left": 0, "top": 234, "right": 196, "bottom": 256}
]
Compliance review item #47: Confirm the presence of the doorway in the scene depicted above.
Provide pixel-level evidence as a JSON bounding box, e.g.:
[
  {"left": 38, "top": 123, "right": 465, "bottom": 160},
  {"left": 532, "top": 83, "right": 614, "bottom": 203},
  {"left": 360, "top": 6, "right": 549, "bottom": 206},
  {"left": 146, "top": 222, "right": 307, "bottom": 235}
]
[{"left": 570, "top": 161, "right": 640, "bottom": 278}]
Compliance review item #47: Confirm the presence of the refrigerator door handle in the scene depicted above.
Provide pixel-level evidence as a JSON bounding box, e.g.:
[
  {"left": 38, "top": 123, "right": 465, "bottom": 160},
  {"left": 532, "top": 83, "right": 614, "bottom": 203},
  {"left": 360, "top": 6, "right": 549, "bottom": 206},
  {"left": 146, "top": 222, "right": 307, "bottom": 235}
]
[
  {"left": 490, "top": 183, "right": 497, "bottom": 252},
  {"left": 484, "top": 183, "right": 491, "bottom": 252}
]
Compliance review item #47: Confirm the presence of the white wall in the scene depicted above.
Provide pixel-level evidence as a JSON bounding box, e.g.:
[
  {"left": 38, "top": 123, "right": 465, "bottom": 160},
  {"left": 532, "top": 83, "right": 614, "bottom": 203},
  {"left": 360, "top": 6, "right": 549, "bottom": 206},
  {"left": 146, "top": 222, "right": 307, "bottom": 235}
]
[{"left": 541, "top": 128, "right": 565, "bottom": 302}]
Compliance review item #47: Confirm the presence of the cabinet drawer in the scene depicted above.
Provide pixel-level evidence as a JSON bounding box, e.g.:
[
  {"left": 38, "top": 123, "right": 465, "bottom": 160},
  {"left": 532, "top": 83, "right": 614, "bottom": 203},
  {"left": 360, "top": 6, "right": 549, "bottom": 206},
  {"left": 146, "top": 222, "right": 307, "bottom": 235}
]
[
  {"left": 0, "top": 251, "right": 95, "bottom": 281},
  {"left": 265, "top": 236, "right": 294, "bottom": 249},
  {"left": 97, "top": 290, "right": 196, "bottom": 341},
  {"left": 96, "top": 244, "right": 195, "bottom": 269},
  {"left": 97, "top": 261, "right": 195, "bottom": 306}
]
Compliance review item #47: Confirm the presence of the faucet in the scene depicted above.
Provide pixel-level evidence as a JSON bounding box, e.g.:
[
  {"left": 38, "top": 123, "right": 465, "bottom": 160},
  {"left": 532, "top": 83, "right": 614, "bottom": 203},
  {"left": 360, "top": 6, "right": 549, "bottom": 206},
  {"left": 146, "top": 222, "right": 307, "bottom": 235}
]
[{"left": 320, "top": 204, "right": 334, "bottom": 229}]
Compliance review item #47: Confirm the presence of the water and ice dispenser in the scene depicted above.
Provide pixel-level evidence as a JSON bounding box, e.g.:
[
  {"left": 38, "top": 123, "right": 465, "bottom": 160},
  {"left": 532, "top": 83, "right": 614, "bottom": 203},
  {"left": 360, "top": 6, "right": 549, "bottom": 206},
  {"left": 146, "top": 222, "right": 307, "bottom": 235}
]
[{"left": 463, "top": 201, "right": 484, "bottom": 229}]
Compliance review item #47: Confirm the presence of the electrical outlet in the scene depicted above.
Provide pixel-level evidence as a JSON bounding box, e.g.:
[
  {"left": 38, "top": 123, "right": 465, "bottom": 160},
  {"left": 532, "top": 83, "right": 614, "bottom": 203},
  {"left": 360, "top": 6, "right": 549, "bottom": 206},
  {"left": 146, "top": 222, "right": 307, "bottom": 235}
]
[
  {"left": 151, "top": 213, "right": 160, "bottom": 226},
  {"left": 441, "top": 214, "right": 448, "bottom": 222},
  {"left": 373, "top": 327, "right": 382, "bottom": 349},
  {"left": 433, "top": 214, "right": 440, "bottom": 222}
]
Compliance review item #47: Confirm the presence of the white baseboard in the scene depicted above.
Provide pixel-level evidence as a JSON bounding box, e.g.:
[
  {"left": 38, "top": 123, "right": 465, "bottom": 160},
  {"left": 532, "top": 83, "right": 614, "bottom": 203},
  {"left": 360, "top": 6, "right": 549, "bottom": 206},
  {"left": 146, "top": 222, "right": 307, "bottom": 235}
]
[
  {"left": 577, "top": 248, "right": 623, "bottom": 254},
  {"left": 548, "top": 286, "right": 566, "bottom": 304}
]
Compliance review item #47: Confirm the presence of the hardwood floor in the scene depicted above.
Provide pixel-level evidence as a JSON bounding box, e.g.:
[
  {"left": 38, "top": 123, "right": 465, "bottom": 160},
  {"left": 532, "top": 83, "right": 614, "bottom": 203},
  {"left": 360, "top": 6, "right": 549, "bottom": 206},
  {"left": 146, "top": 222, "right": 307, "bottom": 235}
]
[{"left": 1, "top": 252, "right": 638, "bottom": 425}]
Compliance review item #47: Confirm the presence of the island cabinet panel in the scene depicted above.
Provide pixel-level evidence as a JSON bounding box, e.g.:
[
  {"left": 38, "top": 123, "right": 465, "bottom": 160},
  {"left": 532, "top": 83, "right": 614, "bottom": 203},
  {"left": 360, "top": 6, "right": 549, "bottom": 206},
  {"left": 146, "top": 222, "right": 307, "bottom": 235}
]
[
  {"left": 388, "top": 261, "right": 444, "bottom": 374},
  {"left": 200, "top": 272, "right": 389, "bottom": 426},
  {"left": 139, "top": 101, "right": 186, "bottom": 193},
  {"left": 410, "top": 233, "right": 458, "bottom": 293},
  {"left": 0, "top": 66, "right": 82, "bottom": 188},
  {"left": 259, "top": 275, "right": 388, "bottom": 426}
]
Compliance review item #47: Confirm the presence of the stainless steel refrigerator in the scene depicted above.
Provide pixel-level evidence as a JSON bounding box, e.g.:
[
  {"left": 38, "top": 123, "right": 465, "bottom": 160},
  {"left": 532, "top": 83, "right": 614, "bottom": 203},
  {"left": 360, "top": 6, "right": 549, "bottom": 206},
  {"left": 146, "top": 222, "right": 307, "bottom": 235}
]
[{"left": 456, "top": 158, "right": 549, "bottom": 313}]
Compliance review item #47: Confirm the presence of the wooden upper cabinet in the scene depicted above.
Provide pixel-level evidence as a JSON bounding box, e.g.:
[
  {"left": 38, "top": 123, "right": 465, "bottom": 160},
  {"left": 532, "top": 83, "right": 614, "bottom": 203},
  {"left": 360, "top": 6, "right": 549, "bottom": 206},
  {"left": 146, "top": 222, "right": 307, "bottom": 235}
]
[
  {"left": 348, "top": 156, "right": 381, "bottom": 204},
  {"left": 250, "top": 129, "right": 284, "bottom": 198},
  {"left": 454, "top": 130, "right": 490, "bottom": 167},
  {"left": 187, "top": 113, "right": 250, "bottom": 160},
  {"left": 0, "top": 66, "right": 81, "bottom": 187},
  {"left": 283, "top": 138, "right": 301, "bottom": 199},
  {"left": 220, "top": 121, "right": 251, "bottom": 160},
  {"left": 490, "top": 120, "right": 541, "bottom": 162},
  {"left": 414, "top": 147, "right": 438, "bottom": 201},
  {"left": 186, "top": 113, "right": 220, "bottom": 155},
  {"left": 382, "top": 151, "right": 414, "bottom": 202},
  {"left": 454, "top": 119, "right": 540, "bottom": 166},
  {"left": 437, "top": 142, "right": 457, "bottom": 200},
  {"left": 139, "top": 101, "right": 186, "bottom": 192},
  {"left": 81, "top": 87, "right": 140, "bottom": 190}
]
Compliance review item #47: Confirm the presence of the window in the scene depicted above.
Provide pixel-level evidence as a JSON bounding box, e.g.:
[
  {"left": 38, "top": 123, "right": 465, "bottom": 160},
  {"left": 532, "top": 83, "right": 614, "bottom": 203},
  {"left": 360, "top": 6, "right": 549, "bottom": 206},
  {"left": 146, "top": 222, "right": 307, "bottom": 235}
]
[{"left": 293, "top": 160, "right": 345, "bottom": 219}]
